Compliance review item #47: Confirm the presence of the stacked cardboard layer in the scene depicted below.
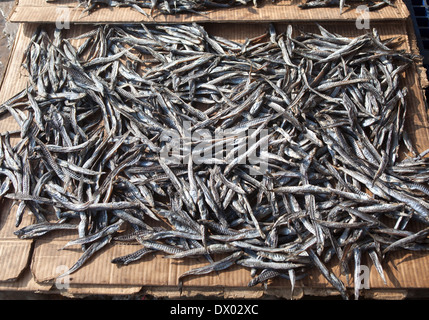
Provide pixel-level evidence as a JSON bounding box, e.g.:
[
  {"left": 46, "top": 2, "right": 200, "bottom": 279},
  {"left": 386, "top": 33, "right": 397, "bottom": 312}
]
[{"left": 0, "top": 0, "right": 428, "bottom": 299}]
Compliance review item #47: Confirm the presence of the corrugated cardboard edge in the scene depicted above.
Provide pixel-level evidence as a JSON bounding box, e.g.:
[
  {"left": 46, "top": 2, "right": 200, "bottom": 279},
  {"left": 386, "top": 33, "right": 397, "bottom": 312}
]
[
  {"left": 9, "top": 0, "right": 410, "bottom": 23},
  {"left": 0, "top": 267, "right": 51, "bottom": 292},
  {"left": 0, "top": 240, "right": 32, "bottom": 282}
]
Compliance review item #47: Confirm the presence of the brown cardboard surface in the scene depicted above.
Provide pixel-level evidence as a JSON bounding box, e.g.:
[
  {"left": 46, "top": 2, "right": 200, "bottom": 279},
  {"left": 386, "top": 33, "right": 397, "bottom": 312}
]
[
  {"left": 9, "top": 0, "right": 409, "bottom": 24},
  {"left": 61, "top": 283, "right": 142, "bottom": 296},
  {"left": 0, "top": 21, "right": 428, "bottom": 298},
  {"left": 0, "top": 240, "right": 32, "bottom": 281}
]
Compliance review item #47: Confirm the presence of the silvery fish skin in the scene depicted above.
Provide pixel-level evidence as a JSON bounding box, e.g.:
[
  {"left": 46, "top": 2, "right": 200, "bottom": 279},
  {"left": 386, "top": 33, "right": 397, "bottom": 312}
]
[{"left": 0, "top": 23, "right": 427, "bottom": 300}]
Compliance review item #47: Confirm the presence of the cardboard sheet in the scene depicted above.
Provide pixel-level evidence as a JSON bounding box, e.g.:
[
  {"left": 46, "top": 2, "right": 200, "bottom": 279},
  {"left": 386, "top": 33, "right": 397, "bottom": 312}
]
[
  {"left": 9, "top": 0, "right": 410, "bottom": 24},
  {"left": 0, "top": 21, "right": 428, "bottom": 299}
]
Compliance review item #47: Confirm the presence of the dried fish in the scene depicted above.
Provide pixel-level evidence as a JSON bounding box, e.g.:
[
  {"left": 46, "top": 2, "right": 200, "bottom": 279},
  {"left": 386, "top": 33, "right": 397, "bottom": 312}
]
[
  {"left": 52, "top": 0, "right": 394, "bottom": 15},
  {"left": 0, "top": 23, "right": 427, "bottom": 299}
]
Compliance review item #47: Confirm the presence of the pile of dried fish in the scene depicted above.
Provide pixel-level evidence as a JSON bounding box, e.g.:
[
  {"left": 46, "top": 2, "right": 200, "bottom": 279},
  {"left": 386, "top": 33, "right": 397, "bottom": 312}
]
[
  {"left": 49, "top": 0, "right": 394, "bottom": 15},
  {"left": 1, "top": 23, "right": 429, "bottom": 300}
]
